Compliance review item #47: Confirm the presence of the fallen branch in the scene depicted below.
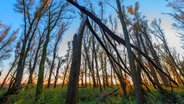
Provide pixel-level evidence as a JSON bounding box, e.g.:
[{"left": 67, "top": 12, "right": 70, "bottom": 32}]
[{"left": 97, "top": 88, "right": 120, "bottom": 102}]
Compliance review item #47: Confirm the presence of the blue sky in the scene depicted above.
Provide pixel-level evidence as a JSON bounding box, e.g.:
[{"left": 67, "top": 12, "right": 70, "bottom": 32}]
[
  {"left": 0, "top": 0, "right": 22, "bottom": 29},
  {"left": 0, "top": 0, "right": 183, "bottom": 81},
  {"left": 0, "top": 0, "right": 172, "bottom": 29},
  {"left": 0, "top": 0, "right": 182, "bottom": 58},
  {"left": 123, "top": 0, "right": 183, "bottom": 55}
]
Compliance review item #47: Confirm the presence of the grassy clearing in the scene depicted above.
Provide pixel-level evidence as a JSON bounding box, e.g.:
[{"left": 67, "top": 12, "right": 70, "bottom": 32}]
[{"left": 0, "top": 86, "right": 184, "bottom": 104}]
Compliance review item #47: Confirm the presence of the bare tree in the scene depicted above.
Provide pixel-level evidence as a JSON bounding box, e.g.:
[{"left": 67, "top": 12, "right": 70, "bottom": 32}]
[
  {"left": 27, "top": 33, "right": 44, "bottom": 86},
  {"left": 0, "top": 42, "right": 20, "bottom": 89},
  {"left": 167, "top": 0, "right": 184, "bottom": 48},
  {"left": 35, "top": 0, "right": 69, "bottom": 102},
  {"left": 61, "top": 42, "right": 72, "bottom": 87},
  {"left": 2, "top": 1, "right": 49, "bottom": 99},
  {"left": 0, "top": 22, "right": 17, "bottom": 62},
  {"left": 151, "top": 19, "right": 184, "bottom": 85},
  {"left": 47, "top": 23, "right": 68, "bottom": 88},
  {"left": 53, "top": 57, "right": 65, "bottom": 88}
]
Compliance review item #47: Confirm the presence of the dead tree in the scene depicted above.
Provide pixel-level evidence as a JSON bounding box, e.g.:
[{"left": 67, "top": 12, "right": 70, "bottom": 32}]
[
  {"left": 47, "top": 23, "right": 67, "bottom": 88},
  {"left": 53, "top": 57, "right": 65, "bottom": 88},
  {"left": 61, "top": 42, "right": 72, "bottom": 87},
  {"left": 65, "top": 14, "right": 87, "bottom": 104}
]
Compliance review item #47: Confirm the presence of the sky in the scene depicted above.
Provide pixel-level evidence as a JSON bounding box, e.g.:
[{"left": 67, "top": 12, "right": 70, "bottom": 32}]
[
  {"left": 0, "top": 0, "right": 21, "bottom": 30},
  {"left": 58, "top": 0, "right": 183, "bottom": 56},
  {"left": 0, "top": 0, "right": 183, "bottom": 82}
]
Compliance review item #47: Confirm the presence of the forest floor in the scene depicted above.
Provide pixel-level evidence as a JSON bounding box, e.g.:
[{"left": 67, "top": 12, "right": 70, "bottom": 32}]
[{"left": 0, "top": 85, "right": 184, "bottom": 104}]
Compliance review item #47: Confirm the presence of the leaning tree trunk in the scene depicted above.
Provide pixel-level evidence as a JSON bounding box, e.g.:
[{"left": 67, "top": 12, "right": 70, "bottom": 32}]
[
  {"left": 0, "top": 54, "right": 19, "bottom": 89},
  {"left": 93, "top": 44, "right": 102, "bottom": 92},
  {"left": 27, "top": 36, "right": 42, "bottom": 85},
  {"left": 65, "top": 15, "right": 87, "bottom": 104},
  {"left": 61, "top": 66, "right": 69, "bottom": 87},
  {"left": 35, "top": 30, "right": 50, "bottom": 103},
  {"left": 84, "top": 40, "right": 96, "bottom": 88},
  {"left": 47, "top": 32, "right": 62, "bottom": 88},
  {"left": 116, "top": 0, "right": 145, "bottom": 103},
  {"left": 47, "top": 48, "right": 56, "bottom": 88},
  {"left": 54, "top": 57, "right": 63, "bottom": 88},
  {"left": 143, "top": 31, "right": 169, "bottom": 86},
  {"left": 61, "top": 53, "right": 71, "bottom": 88},
  {"left": 139, "top": 35, "right": 161, "bottom": 87}
]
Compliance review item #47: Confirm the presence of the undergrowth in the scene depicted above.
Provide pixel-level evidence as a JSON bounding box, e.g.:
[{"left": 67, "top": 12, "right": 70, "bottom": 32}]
[{"left": 0, "top": 86, "right": 184, "bottom": 104}]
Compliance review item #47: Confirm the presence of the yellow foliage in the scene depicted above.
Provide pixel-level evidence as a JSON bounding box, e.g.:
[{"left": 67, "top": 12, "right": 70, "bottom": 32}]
[
  {"left": 127, "top": 6, "right": 134, "bottom": 14},
  {"left": 127, "top": 2, "right": 139, "bottom": 15},
  {"left": 47, "top": 0, "right": 51, "bottom": 4}
]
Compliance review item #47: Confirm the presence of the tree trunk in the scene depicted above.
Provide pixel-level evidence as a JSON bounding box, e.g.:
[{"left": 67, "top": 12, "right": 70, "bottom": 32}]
[
  {"left": 143, "top": 32, "right": 169, "bottom": 86},
  {"left": 80, "top": 70, "right": 84, "bottom": 87},
  {"left": 93, "top": 43, "right": 102, "bottom": 92},
  {"left": 35, "top": 30, "right": 50, "bottom": 103},
  {"left": 116, "top": 0, "right": 145, "bottom": 103},
  {"left": 100, "top": 53, "right": 106, "bottom": 89},
  {"left": 61, "top": 66, "right": 69, "bottom": 87},
  {"left": 47, "top": 53, "right": 56, "bottom": 88},
  {"left": 27, "top": 35, "right": 43, "bottom": 85},
  {"left": 103, "top": 54, "right": 109, "bottom": 87},
  {"left": 0, "top": 55, "right": 19, "bottom": 89},
  {"left": 110, "top": 67, "right": 114, "bottom": 87},
  {"left": 54, "top": 58, "right": 62, "bottom": 88},
  {"left": 84, "top": 55, "right": 87, "bottom": 87},
  {"left": 47, "top": 33, "right": 62, "bottom": 87},
  {"left": 139, "top": 35, "right": 161, "bottom": 87},
  {"left": 84, "top": 41, "right": 96, "bottom": 88},
  {"left": 65, "top": 15, "right": 87, "bottom": 104}
]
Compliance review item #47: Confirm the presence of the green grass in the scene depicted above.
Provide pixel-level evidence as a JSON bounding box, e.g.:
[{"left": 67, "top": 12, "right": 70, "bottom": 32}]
[{"left": 0, "top": 86, "right": 184, "bottom": 104}]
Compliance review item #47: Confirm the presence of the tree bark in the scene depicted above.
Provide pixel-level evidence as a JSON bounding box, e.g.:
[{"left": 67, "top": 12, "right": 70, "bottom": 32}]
[
  {"left": 27, "top": 35, "right": 43, "bottom": 85},
  {"left": 35, "top": 29, "right": 50, "bottom": 103},
  {"left": 54, "top": 57, "right": 63, "bottom": 88},
  {"left": 115, "top": 0, "right": 145, "bottom": 103},
  {"left": 65, "top": 15, "right": 87, "bottom": 104},
  {"left": 83, "top": 39, "right": 96, "bottom": 88}
]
